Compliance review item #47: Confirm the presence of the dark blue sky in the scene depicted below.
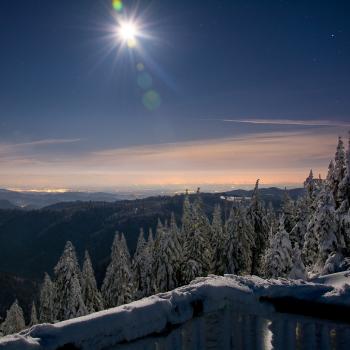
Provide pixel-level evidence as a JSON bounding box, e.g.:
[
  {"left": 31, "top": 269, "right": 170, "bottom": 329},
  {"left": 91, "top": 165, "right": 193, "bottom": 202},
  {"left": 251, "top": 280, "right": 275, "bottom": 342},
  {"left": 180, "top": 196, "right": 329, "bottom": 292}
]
[{"left": 0, "top": 0, "right": 349, "bottom": 189}]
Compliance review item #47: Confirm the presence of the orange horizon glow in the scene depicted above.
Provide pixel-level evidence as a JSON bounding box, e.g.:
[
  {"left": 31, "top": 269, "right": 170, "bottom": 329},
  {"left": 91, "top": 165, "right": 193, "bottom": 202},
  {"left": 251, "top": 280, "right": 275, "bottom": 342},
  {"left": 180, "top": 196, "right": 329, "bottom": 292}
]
[{"left": 0, "top": 130, "right": 345, "bottom": 190}]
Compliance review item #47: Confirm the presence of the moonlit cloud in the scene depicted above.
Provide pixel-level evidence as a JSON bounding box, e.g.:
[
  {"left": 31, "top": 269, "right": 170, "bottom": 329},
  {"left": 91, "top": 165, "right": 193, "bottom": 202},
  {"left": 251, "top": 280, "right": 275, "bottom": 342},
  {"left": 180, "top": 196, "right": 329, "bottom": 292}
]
[
  {"left": 12, "top": 138, "right": 82, "bottom": 147},
  {"left": 217, "top": 118, "right": 350, "bottom": 127},
  {"left": 0, "top": 138, "right": 81, "bottom": 152},
  {"left": 0, "top": 138, "right": 82, "bottom": 163}
]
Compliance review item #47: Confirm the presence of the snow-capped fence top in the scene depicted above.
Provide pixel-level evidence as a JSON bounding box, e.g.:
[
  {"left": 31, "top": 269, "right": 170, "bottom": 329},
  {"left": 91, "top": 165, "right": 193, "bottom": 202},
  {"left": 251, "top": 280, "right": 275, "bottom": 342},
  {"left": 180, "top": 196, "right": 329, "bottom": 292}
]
[{"left": 1, "top": 273, "right": 349, "bottom": 350}]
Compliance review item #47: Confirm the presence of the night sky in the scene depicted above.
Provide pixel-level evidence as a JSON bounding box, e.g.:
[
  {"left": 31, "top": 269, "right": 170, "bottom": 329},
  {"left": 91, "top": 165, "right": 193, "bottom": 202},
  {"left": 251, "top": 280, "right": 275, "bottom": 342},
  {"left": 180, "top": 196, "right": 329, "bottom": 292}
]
[{"left": 0, "top": 0, "right": 349, "bottom": 190}]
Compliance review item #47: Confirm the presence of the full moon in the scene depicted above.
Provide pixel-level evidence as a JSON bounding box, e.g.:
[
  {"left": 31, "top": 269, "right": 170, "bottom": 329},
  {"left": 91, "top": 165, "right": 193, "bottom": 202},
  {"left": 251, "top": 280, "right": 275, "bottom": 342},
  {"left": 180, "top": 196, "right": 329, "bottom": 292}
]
[{"left": 118, "top": 21, "right": 138, "bottom": 43}]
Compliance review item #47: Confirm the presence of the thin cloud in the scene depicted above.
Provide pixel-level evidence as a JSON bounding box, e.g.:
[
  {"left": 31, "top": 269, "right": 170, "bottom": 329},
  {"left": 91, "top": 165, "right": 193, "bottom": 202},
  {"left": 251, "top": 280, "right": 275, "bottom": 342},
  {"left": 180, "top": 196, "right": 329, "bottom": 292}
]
[
  {"left": 0, "top": 138, "right": 82, "bottom": 162},
  {"left": 204, "top": 118, "right": 350, "bottom": 127},
  {"left": 12, "top": 138, "right": 82, "bottom": 148}
]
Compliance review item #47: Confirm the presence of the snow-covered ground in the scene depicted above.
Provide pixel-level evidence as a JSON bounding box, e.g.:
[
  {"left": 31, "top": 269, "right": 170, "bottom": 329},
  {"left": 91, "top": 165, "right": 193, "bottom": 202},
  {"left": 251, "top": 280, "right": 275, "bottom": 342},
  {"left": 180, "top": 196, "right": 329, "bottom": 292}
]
[
  {"left": 312, "top": 270, "right": 350, "bottom": 288},
  {"left": 1, "top": 274, "right": 350, "bottom": 350}
]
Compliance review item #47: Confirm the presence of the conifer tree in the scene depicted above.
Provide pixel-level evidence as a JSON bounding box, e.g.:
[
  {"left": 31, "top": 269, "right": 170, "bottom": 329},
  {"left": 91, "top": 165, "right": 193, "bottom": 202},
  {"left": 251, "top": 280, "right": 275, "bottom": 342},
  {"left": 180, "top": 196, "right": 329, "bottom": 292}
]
[
  {"left": 181, "top": 190, "right": 193, "bottom": 237},
  {"left": 340, "top": 134, "right": 350, "bottom": 208},
  {"left": 304, "top": 169, "right": 315, "bottom": 194},
  {"left": 1, "top": 300, "right": 25, "bottom": 335},
  {"left": 29, "top": 302, "right": 38, "bottom": 327},
  {"left": 332, "top": 137, "right": 346, "bottom": 208},
  {"left": 282, "top": 189, "right": 297, "bottom": 233},
  {"left": 145, "top": 228, "right": 155, "bottom": 295},
  {"left": 54, "top": 241, "right": 87, "bottom": 321},
  {"left": 182, "top": 190, "right": 212, "bottom": 283},
  {"left": 327, "top": 160, "right": 336, "bottom": 191},
  {"left": 132, "top": 228, "right": 148, "bottom": 298},
  {"left": 313, "top": 186, "right": 340, "bottom": 272},
  {"left": 301, "top": 169, "right": 322, "bottom": 268},
  {"left": 290, "top": 196, "right": 309, "bottom": 248},
  {"left": 247, "top": 179, "right": 269, "bottom": 275},
  {"left": 263, "top": 215, "right": 293, "bottom": 278},
  {"left": 102, "top": 233, "right": 135, "bottom": 308},
  {"left": 225, "top": 206, "right": 254, "bottom": 275},
  {"left": 132, "top": 228, "right": 155, "bottom": 298},
  {"left": 153, "top": 218, "right": 182, "bottom": 293},
  {"left": 266, "top": 202, "right": 278, "bottom": 238},
  {"left": 338, "top": 135, "right": 350, "bottom": 254},
  {"left": 39, "top": 272, "right": 55, "bottom": 323},
  {"left": 340, "top": 212, "right": 350, "bottom": 257},
  {"left": 210, "top": 204, "right": 226, "bottom": 275},
  {"left": 192, "top": 188, "right": 212, "bottom": 246},
  {"left": 302, "top": 214, "right": 319, "bottom": 269},
  {"left": 169, "top": 213, "right": 183, "bottom": 284},
  {"left": 81, "top": 251, "right": 103, "bottom": 313}
]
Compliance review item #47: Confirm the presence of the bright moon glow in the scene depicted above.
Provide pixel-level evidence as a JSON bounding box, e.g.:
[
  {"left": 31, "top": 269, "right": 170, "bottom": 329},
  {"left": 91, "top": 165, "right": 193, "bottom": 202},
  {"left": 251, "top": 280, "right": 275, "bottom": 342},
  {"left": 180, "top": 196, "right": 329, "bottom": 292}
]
[{"left": 117, "top": 21, "right": 139, "bottom": 47}]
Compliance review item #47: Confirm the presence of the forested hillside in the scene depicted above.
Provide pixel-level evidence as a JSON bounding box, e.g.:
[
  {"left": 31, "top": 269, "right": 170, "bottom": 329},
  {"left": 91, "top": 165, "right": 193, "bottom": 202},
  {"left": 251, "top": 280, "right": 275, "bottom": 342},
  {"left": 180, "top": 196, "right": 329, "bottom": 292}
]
[{"left": 0, "top": 188, "right": 302, "bottom": 281}]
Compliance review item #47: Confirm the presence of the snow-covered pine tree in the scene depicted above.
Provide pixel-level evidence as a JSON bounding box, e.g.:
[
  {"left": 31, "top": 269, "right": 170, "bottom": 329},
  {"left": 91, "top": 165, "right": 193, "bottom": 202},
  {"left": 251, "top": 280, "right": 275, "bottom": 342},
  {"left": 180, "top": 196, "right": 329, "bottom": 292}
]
[
  {"left": 81, "top": 250, "right": 103, "bottom": 313},
  {"left": 101, "top": 233, "right": 135, "bottom": 308},
  {"left": 193, "top": 188, "right": 212, "bottom": 242},
  {"left": 39, "top": 272, "right": 55, "bottom": 323},
  {"left": 327, "top": 160, "right": 336, "bottom": 193},
  {"left": 169, "top": 213, "right": 183, "bottom": 285},
  {"left": 29, "top": 302, "right": 38, "bottom": 327},
  {"left": 266, "top": 202, "right": 278, "bottom": 238},
  {"left": 153, "top": 218, "right": 181, "bottom": 293},
  {"left": 152, "top": 219, "right": 170, "bottom": 293},
  {"left": 181, "top": 190, "right": 193, "bottom": 238},
  {"left": 282, "top": 189, "right": 297, "bottom": 233},
  {"left": 181, "top": 189, "right": 212, "bottom": 283},
  {"left": 289, "top": 244, "right": 307, "bottom": 280},
  {"left": 210, "top": 204, "right": 226, "bottom": 275},
  {"left": 301, "top": 170, "right": 322, "bottom": 269},
  {"left": 302, "top": 214, "right": 319, "bottom": 269},
  {"left": 332, "top": 136, "right": 346, "bottom": 208},
  {"left": 290, "top": 196, "right": 309, "bottom": 248},
  {"left": 338, "top": 134, "right": 350, "bottom": 254},
  {"left": 263, "top": 215, "right": 293, "bottom": 278},
  {"left": 247, "top": 179, "right": 269, "bottom": 275},
  {"left": 339, "top": 134, "right": 350, "bottom": 209},
  {"left": 1, "top": 300, "right": 25, "bottom": 336},
  {"left": 313, "top": 186, "right": 340, "bottom": 273},
  {"left": 132, "top": 228, "right": 148, "bottom": 298},
  {"left": 304, "top": 169, "right": 315, "bottom": 195},
  {"left": 54, "top": 241, "right": 87, "bottom": 321},
  {"left": 132, "top": 228, "right": 157, "bottom": 298},
  {"left": 304, "top": 169, "right": 322, "bottom": 202},
  {"left": 225, "top": 206, "right": 254, "bottom": 275},
  {"left": 145, "top": 228, "right": 155, "bottom": 295}
]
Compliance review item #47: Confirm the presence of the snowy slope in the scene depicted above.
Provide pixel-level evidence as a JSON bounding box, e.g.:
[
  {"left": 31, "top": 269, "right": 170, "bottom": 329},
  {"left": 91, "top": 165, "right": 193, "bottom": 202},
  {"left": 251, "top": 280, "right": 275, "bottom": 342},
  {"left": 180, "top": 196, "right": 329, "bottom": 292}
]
[{"left": 0, "top": 274, "right": 348, "bottom": 350}]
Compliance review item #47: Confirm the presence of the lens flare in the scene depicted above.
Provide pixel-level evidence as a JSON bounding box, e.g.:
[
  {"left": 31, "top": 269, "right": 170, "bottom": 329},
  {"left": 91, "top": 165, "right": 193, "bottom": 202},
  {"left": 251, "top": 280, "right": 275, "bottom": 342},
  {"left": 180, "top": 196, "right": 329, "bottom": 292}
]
[
  {"left": 136, "top": 63, "right": 144, "bottom": 71},
  {"left": 112, "top": 0, "right": 123, "bottom": 12},
  {"left": 143, "top": 90, "right": 161, "bottom": 111}
]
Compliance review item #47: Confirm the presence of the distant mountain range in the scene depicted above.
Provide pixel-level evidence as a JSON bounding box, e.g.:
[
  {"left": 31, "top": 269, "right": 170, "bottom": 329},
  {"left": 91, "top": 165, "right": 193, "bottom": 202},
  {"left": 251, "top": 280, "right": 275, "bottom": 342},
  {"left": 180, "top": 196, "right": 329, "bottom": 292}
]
[
  {"left": 0, "top": 186, "right": 304, "bottom": 210},
  {"left": 0, "top": 189, "right": 128, "bottom": 209}
]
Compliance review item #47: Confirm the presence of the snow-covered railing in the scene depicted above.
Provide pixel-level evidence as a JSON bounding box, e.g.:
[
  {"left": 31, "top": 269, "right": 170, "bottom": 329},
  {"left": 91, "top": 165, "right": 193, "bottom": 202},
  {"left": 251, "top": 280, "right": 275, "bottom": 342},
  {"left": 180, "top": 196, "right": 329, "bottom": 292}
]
[{"left": 1, "top": 274, "right": 349, "bottom": 350}]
